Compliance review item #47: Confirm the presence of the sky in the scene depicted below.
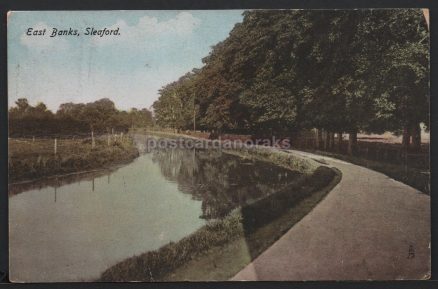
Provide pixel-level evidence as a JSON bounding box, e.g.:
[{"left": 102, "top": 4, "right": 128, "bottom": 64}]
[{"left": 8, "top": 10, "right": 244, "bottom": 112}]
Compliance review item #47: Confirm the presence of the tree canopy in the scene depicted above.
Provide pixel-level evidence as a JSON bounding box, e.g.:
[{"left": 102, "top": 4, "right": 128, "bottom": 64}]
[{"left": 153, "top": 9, "right": 429, "bottom": 151}]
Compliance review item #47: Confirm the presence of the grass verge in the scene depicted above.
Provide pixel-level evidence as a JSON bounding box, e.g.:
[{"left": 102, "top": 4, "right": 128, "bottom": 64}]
[
  {"left": 223, "top": 146, "right": 317, "bottom": 175},
  {"left": 99, "top": 144, "right": 341, "bottom": 281},
  {"left": 8, "top": 137, "right": 139, "bottom": 183}
]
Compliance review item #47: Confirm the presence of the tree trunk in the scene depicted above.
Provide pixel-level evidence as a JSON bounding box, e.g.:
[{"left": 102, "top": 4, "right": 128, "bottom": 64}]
[
  {"left": 329, "top": 132, "right": 335, "bottom": 150},
  {"left": 324, "top": 130, "right": 329, "bottom": 151},
  {"left": 402, "top": 125, "right": 410, "bottom": 151},
  {"left": 315, "top": 129, "right": 323, "bottom": 150},
  {"left": 348, "top": 129, "right": 358, "bottom": 156},
  {"left": 411, "top": 123, "right": 421, "bottom": 151},
  {"left": 337, "top": 132, "right": 343, "bottom": 152}
]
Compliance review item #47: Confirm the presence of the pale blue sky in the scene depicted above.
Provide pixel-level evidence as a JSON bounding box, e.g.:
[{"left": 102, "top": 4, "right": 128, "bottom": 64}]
[{"left": 8, "top": 10, "right": 244, "bottom": 111}]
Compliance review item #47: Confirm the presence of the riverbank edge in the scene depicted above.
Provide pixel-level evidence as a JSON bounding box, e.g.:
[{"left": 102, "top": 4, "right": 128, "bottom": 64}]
[
  {"left": 8, "top": 137, "right": 140, "bottom": 186},
  {"left": 99, "top": 132, "right": 341, "bottom": 281}
]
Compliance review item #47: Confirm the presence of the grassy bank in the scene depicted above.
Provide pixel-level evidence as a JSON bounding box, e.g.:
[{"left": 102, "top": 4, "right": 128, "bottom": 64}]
[
  {"left": 99, "top": 144, "right": 341, "bottom": 281},
  {"left": 8, "top": 137, "right": 139, "bottom": 183},
  {"left": 223, "top": 145, "right": 317, "bottom": 175}
]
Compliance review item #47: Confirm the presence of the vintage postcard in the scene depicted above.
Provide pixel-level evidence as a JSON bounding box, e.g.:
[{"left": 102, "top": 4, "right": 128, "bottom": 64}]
[{"left": 7, "top": 9, "right": 430, "bottom": 282}]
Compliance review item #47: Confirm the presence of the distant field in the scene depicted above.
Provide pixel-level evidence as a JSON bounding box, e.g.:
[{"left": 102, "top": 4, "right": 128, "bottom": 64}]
[{"left": 357, "top": 131, "right": 430, "bottom": 144}]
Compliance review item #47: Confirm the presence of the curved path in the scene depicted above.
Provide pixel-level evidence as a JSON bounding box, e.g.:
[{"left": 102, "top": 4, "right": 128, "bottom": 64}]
[{"left": 232, "top": 150, "right": 430, "bottom": 280}]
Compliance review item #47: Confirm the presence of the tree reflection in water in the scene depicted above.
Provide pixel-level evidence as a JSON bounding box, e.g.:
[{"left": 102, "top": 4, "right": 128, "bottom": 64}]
[{"left": 149, "top": 146, "right": 303, "bottom": 219}]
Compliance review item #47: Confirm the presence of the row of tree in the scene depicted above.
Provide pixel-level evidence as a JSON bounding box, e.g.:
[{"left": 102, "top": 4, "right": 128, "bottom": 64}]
[
  {"left": 9, "top": 98, "right": 153, "bottom": 137},
  {"left": 153, "top": 9, "right": 429, "bottom": 154}
]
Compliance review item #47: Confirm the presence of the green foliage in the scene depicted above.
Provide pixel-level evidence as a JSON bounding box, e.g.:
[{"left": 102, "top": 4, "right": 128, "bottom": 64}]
[
  {"left": 9, "top": 98, "right": 153, "bottom": 137},
  {"left": 153, "top": 9, "right": 429, "bottom": 139},
  {"left": 153, "top": 72, "right": 198, "bottom": 130}
]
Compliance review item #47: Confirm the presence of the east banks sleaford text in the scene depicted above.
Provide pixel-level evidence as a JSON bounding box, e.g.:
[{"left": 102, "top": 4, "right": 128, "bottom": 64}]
[{"left": 25, "top": 27, "right": 121, "bottom": 37}]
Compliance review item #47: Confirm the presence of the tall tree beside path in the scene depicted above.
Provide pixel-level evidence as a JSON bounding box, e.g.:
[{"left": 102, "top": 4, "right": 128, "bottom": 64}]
[{"left": 152, "top": 9, "right": 429, "bottom": 154}]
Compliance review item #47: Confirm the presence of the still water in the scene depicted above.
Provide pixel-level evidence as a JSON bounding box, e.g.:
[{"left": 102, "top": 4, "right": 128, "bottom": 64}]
[{"left": 9, "top": 136, "right": 301, "bottom": 282}]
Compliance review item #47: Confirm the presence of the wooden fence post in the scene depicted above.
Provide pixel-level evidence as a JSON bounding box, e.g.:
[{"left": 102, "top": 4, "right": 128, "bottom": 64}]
[
  {"left": 91, "top": 131, "right": 95, "bottom": 149},
  {"left": 108, "top": 134, "right": 111, "bottom": 146},
  {"left": 54, "top": 138, "right": 57, "bottom": 155}
]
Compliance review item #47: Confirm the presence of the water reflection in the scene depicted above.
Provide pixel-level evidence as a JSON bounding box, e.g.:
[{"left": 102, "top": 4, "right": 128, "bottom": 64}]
[
  {"left": 149, "top": 144, "right": 302, "bottom": 219},
  {"left": 9, "top": 152, "right": 207, "bottom": 282},
  {"left": 9, "top": 134, "right": 303, "bottom": 281},
  {"left": 10, "top": 136, "right": 303, "bottom": 220},
  {"left": 9, "top": 168, "right": 116, "bottom": 196}
]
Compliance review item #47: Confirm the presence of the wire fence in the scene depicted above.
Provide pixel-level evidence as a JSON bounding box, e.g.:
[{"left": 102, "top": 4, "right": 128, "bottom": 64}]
[{"left": 8, "top": 131, "right": 131, "bottom": 158}]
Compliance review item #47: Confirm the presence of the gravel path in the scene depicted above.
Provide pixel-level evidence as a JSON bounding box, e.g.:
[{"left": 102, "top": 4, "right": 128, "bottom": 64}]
[{"left": 232, "top": 150, "right": 430, "bottom": 280}]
